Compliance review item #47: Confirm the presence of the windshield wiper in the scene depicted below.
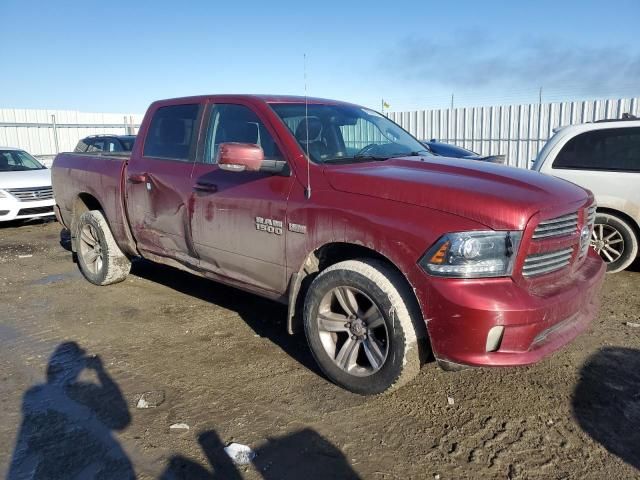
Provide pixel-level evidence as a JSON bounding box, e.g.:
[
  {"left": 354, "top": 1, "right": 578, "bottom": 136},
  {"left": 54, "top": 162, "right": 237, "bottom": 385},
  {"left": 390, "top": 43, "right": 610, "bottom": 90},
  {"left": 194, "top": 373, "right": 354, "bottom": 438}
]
[{"left": 387, "top": 150, "right": 430, "bottom": 159}]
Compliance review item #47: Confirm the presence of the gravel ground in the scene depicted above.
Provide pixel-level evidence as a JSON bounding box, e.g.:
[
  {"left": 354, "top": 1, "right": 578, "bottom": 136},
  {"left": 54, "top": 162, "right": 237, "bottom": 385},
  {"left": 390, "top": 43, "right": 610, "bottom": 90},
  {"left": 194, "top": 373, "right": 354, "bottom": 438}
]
[{"left": 0, "top": 219, "right": 639, "bottom": 480}]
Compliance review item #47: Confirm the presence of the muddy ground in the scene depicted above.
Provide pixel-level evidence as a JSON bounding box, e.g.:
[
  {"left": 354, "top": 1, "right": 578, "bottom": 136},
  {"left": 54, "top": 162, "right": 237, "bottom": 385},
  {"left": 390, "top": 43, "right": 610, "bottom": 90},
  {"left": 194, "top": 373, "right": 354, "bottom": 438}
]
[{"left": 0, "top": 219, "right": 638, "bottom": 479}]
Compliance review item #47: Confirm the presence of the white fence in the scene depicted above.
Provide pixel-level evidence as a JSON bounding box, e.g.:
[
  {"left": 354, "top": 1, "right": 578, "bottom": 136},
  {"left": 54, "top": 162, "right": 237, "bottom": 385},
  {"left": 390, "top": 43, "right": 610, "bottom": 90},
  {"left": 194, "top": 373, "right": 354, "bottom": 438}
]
[
  {"left": 0, "top": 109, "right": 143, "bottom": 156},
  {"left": 387, "top": 97, "right": 640, "bottom": 168}
]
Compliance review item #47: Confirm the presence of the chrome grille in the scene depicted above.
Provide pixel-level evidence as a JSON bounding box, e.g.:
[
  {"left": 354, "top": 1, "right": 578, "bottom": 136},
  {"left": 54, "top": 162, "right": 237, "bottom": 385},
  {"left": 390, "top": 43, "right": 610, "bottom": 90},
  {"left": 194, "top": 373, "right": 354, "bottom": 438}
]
[
  {"left": 523, "top": 247, "right": 573, "bottom": 277},
  {"left": 7, "top": 186, "right": 53, "bottom": 202},
  {"left": 532, "top": 213, "right": 578, "bottom": 239}
]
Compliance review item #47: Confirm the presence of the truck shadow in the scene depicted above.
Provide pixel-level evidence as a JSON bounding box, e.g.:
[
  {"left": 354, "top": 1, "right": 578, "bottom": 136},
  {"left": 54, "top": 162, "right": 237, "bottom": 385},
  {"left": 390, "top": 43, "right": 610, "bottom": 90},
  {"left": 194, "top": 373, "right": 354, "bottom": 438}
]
[
  {"left": 7, "top": 341, "right": 135, "bottom": 479},
  {"left": 130, "top": 260, "right": 322, "bottom": 377},
  {"left": 572, "top": 346, "right": 640, "bottom": 469},
  {"left": 160, "top": 428, "right": 361, "bottom": 480}
]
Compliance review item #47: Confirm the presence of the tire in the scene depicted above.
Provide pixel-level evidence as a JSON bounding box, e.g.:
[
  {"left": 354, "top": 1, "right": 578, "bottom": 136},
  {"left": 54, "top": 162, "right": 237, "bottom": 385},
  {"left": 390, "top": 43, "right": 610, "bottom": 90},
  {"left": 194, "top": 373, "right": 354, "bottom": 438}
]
[
  {"left": 592, "top": 213, "right": 638, "bottom": 273},
  {"left": 76, "top": 210, "right": 131, "bottom": 285},
  {"left": 303, "top": 259, "right": 425, "bottom": 395}
]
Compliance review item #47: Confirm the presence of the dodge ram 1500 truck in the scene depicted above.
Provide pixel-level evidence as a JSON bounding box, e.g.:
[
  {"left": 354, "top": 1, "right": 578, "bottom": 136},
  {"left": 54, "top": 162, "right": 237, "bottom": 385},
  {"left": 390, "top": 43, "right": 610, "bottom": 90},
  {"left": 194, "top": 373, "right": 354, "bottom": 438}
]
[{"left": 52, "top": 95, "right": 605, "bottom": 395}]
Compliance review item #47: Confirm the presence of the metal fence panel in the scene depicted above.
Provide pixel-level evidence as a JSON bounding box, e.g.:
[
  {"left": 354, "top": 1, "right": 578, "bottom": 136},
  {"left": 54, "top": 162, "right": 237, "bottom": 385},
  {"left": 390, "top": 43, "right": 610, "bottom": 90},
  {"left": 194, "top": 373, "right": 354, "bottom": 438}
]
[
  {"left": 0, "top": 108, "right": 143, "bottom": 155},
  {"left": 388, "top": 97, "right": 640, "bottom": 168}
]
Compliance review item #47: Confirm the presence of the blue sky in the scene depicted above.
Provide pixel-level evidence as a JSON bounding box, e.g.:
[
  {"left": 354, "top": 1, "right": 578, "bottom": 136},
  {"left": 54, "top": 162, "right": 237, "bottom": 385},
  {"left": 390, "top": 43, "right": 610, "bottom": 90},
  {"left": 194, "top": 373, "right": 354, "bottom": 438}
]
[{"left": 1, "top": 0, "right": 638, "bottom": 113}]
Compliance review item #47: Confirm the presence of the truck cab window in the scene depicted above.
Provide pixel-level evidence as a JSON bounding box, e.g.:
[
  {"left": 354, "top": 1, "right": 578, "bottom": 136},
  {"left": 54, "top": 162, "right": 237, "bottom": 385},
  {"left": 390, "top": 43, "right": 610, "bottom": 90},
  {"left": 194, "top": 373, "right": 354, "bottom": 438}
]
[
  {"left": 204, "top": 104, "right": 283, "bottom": 164},
  {"left": 143, "top": 104, "right": 200, "bottom": 161}
]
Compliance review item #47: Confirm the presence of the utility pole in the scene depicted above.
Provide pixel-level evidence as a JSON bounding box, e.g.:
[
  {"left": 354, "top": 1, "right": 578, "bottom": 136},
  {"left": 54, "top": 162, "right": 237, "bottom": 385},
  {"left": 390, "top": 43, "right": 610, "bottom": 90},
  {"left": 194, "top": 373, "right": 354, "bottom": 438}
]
[
  {"left": 450, "top": 93, "right": 454, "bottom": 110},
  {"left": 381, "top": 98, "right": 384, "bottom": 114},
  {"left": 538, "top": 87, "right": 543, "bottom": 106}
]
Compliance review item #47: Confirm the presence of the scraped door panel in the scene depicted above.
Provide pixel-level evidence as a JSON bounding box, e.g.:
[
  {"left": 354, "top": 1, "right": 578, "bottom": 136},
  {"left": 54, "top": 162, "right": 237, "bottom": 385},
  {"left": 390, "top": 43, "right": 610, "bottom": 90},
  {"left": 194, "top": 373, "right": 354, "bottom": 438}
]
[{"left": 190, "top": 164, "right": 292, "bottom": 294}]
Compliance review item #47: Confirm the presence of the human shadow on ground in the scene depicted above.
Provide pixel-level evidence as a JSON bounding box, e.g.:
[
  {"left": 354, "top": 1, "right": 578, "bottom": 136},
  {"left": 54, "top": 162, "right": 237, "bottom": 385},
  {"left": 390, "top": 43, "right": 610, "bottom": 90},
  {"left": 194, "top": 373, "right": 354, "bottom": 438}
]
[
  {"left": 572, "top": 346, "right": 640, "bottom": 469},
  {"left": 7, "top": 342, "right": 135, "bottom": 479},
  {"left": 160, "top": 427, "right": 361, "bottom": 480},
  {"left": 130, "top": 260, "right": 321, "bottom": 377}
]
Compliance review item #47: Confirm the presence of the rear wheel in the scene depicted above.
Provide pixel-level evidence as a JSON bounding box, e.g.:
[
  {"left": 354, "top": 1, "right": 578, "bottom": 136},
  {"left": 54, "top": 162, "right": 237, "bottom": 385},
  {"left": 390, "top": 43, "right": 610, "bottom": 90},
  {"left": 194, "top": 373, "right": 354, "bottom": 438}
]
[
  {"left": 591, "top": 213, "right": 638, "bottom": 273},
  {"left": 303, "top": 259, "right": 424, "bottom": 395},
  {"left": 76, "top": 210, "right": 131, "bottom": 285}
]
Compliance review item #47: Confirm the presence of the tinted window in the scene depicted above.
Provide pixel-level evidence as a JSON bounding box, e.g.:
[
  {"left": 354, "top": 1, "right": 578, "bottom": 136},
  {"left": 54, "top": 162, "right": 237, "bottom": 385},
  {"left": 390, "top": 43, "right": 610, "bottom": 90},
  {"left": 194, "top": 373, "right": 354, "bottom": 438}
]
[
  {"left": 120, "top": 137, "right": 136, "bottom": 151},
  {"left": 143, "top": 104, "right": 200, "bottom": 161},
  {"left": 204, "top": 104, "right": 283, "bottom": 164},
  {"left": 86, "top": 139, "right": 106, "bottom": 152},
  {"left": 105, "top": 139, "right": 123, "bottom": 152},
  {"left": 553, "top": 127, "right": 640, "bottom": 172}
]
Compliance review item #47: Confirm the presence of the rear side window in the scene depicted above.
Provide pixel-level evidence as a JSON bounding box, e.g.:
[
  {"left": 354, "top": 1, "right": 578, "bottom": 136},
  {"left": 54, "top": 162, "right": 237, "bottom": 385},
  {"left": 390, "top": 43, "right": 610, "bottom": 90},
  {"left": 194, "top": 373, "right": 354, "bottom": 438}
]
[
  {"left": 86, "top": 139, "right": 106, "bottom": 152},
  {"left": 74, "top": 139, "right": 89, "bottom": 152},
  {"left": 553, "top": 127, "right": 640, "bottom": 172},
  {"left": 143, "top": 104, "right": 200, "bottom": 161}
]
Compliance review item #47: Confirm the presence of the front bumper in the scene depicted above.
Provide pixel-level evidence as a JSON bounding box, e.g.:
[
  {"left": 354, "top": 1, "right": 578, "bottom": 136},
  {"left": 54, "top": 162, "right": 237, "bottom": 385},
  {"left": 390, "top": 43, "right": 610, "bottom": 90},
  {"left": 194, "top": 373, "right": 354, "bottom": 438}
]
[
  {"left": 423, "top": 250, "right": 605, "bottom": 367},
  {"left": 0, "top": 196, "right": 55, "bottom": 222}
]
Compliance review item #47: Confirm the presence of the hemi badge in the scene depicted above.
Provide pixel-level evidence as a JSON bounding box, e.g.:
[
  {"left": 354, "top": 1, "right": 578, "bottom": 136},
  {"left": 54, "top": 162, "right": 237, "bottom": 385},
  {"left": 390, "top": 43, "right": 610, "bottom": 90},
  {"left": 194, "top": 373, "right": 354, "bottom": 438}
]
[{"left": 288, "top": 223, "right": 307, "bottom": 234}]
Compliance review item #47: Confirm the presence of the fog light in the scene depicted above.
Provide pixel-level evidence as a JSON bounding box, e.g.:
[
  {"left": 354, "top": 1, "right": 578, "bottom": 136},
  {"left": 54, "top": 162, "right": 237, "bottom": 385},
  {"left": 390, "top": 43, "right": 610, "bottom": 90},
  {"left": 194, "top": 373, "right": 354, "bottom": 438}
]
[{"left": 485, "top": 326, "right": 504, "bottom": 352}]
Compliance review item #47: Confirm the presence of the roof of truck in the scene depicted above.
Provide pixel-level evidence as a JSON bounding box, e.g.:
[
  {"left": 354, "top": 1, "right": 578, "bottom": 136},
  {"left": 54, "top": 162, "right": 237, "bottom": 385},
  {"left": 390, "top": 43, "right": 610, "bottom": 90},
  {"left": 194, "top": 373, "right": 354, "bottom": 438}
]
[{"left": 154, "top": 94, "right": 359, "bottom": 106}]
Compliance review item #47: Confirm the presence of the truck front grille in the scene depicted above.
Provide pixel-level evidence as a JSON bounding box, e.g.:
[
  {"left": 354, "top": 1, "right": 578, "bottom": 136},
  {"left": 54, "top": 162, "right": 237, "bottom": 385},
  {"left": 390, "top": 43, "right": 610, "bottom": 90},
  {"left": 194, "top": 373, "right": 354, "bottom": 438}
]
[
  {"left": 532, "top": 212, "right": 578, "bottom": 239},
  {"left": 523, "top": 247, "right": 573, "bottom": 277},
  {"left": 7, "top": 186, "right": 54, "bottom": 202}
]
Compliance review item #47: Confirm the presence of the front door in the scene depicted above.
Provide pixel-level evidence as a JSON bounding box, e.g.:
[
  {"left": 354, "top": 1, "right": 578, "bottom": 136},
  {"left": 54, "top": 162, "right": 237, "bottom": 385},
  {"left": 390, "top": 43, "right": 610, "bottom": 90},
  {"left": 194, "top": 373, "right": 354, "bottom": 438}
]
[
  {"left": 190, "top": 103, "right": 293, "bottom": 295},
  {"left": 125, "top": 102, "right": 203, "bottom": 261}
]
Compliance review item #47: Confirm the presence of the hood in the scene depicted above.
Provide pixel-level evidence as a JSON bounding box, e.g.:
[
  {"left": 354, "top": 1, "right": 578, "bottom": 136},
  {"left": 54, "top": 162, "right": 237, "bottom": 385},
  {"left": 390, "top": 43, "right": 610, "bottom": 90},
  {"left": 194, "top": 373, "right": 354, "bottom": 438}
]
[
  {"left": 0, "top": 168, "right": 52, "bottom": 189},
  {"left": 324, "top": 157, "right": 589, "bottom": 230}
]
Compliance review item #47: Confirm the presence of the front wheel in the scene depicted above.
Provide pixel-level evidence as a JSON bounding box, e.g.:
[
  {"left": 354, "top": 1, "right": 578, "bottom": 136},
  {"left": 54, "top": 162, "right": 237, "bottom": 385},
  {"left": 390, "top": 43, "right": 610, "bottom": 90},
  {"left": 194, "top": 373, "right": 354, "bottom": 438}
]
[
  {"left": 591, "top": 213, "right": 638, "bottom": 273},
  {"left": 303, "top": 259, "right": 424, "bottom": 395},
  {"left": 76, "top": 210, "right": 131, "bottom": 285}
]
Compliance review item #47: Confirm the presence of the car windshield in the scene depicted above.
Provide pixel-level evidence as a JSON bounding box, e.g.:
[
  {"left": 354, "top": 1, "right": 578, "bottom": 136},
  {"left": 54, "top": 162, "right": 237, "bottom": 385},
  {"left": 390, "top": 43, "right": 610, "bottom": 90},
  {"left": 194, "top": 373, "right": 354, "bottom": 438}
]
[
  {"left": 270, "top": 103, "right": 430, "bottom": 164},
  {"left": 0, "top": 150, "right": 45, "bottom": 171}
]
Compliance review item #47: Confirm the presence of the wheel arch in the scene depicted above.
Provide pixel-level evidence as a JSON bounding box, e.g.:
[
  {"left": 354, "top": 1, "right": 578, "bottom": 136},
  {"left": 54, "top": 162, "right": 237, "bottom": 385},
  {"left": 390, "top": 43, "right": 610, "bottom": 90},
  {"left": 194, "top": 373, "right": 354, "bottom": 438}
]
[
  {"left": 287, "top": 242, "right": 427, "bottom": 343},
  {"left": 69, "top": 193, "right": 104, "bottom": 251}
]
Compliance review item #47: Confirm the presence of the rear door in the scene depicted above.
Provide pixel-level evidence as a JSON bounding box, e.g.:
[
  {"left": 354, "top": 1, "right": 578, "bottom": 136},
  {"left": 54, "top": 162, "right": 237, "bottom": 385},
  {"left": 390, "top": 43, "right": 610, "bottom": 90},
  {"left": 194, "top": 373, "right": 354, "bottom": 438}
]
[
  {"left": 125, "top": 102, "right": 203, "bottom": 262},
  {"left": 189, "top": 102, "right": 293, "bottom": 295}
]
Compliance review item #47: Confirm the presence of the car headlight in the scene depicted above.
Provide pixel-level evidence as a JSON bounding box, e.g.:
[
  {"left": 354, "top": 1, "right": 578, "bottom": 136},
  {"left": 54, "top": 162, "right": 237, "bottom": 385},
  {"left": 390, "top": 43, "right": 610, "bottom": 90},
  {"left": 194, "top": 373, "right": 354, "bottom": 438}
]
[
  {"left": 0, "top": 190, "right": 6, "bottom": 198},
  {"left": 420, "top": 231, "right": 522, "bottom": 278}
]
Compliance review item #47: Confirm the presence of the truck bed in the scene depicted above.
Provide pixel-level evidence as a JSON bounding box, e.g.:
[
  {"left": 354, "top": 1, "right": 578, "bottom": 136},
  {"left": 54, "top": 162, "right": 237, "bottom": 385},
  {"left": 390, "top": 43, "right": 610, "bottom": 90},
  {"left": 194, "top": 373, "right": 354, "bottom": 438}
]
[{"left": 51, "top": 152, "right": 136, "bottom": 255}]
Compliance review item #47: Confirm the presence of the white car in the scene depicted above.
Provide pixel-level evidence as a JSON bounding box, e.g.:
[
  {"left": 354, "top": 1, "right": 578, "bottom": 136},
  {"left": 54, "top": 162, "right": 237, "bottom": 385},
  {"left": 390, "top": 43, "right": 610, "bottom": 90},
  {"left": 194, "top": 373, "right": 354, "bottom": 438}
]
[
  {"left": 0, "top": 148, "right": 56, "bottom": 222},
  {"left": 533, "top": 118, "right": 640, "bottom": 272}
]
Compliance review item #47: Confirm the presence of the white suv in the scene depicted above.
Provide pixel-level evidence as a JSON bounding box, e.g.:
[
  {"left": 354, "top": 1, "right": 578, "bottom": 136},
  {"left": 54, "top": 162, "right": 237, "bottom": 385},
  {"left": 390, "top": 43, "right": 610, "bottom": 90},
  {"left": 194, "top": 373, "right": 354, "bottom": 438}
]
[{"left": 533, "top": 118, "right": 640, "bottom": 272}]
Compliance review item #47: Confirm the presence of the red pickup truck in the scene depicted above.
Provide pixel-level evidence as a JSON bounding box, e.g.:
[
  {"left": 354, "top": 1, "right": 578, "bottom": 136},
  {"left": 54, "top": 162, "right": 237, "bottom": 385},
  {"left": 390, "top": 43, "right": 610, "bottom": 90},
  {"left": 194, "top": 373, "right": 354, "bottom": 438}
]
[{"left": 52, "top": 95, "right": 605, "bottom": 394}]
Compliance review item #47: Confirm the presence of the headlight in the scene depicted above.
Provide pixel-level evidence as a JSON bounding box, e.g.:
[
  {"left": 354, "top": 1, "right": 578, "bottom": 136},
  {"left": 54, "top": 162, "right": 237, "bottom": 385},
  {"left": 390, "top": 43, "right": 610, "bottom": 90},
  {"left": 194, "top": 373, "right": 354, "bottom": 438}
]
[
  {"left": 420, "top": 231, "right": 522, "bottom": 278},
  {"left": 0, "top": 190, "right": 6, "bottom": 198}
]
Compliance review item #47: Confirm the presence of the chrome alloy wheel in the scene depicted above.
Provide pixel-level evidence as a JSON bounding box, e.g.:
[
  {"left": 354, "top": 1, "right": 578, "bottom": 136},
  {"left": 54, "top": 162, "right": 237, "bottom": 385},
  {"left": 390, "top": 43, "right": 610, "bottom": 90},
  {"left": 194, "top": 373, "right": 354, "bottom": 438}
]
[
  {"left": 316, "top": 286, "right": 389, "bottom": 377},
  {"left": 79, "top": 223, "right": 104, "bottom": 275},
  {"left": 591, "top": 223, "right": 624, "bottom": 263}
]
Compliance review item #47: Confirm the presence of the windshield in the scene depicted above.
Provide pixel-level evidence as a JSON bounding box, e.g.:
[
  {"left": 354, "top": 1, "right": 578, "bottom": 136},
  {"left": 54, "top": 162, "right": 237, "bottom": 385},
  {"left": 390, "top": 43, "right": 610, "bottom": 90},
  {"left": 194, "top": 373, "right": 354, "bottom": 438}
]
[
  {"left": 0, "top": 150, "right": 45, "bottom": 171},
  {"left": 271, "top": 103, "right": 430, "bottom": 163}
]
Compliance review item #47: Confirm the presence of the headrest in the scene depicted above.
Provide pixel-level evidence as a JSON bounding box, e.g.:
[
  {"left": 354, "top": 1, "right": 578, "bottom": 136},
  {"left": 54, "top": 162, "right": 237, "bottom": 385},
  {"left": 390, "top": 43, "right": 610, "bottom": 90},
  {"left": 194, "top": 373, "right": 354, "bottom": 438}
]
[{"left": 295, "top": 117, "right": 323, "bottom": 143}]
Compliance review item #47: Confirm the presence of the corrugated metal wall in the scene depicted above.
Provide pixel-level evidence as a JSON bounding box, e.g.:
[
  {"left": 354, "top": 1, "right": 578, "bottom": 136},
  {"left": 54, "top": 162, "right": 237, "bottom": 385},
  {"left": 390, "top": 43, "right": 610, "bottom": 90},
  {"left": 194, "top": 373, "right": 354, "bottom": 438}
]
[
  {"left": 388, "top": 97, "right": 640, "bottom": 168},
  {"left": 0, "top": 109, "right": 143, "bottom": 156}
]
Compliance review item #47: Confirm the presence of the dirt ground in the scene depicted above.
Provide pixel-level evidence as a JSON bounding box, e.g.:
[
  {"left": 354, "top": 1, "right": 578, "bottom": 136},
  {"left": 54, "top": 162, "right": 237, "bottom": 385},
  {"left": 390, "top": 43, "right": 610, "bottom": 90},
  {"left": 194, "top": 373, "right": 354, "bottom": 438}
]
[{"left": 0, "top": 219, "right": 639, "bottom": 480}]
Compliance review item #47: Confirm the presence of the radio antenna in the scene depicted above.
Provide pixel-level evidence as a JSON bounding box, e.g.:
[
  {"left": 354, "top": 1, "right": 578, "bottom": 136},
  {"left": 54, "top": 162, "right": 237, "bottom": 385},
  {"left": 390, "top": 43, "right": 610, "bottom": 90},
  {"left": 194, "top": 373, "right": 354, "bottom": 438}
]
[{"left": 304, "top": 53, "right": 311, "bottom": 199}]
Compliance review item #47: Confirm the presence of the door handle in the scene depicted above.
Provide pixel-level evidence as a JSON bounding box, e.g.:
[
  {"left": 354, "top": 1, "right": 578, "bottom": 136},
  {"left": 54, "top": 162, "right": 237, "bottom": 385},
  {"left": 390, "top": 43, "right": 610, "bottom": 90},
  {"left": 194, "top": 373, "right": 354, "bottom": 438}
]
[
  {"left": 193, "top": 181, "right": 218, "bottom": 193},
  {"left": 128, "top": 173, "right": 148, "bottom": 184}
]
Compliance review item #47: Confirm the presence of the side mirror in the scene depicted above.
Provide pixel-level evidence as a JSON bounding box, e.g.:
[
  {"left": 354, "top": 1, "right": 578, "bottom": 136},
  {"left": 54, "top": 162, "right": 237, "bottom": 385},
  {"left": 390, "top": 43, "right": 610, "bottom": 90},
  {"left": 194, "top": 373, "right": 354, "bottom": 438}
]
[{"left": 217, "top": 143, "right": 264, "bottom": 172}]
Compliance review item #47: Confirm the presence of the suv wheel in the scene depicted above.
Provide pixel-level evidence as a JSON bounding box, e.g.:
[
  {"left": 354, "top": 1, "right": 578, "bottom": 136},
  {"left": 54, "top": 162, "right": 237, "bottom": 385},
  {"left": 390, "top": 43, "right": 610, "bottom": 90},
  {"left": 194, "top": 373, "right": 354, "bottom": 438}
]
[
  {"left": 303, "top": 259, "right": 425, "bottom": 395},
  {"left": 76, "top": 210, "right": 131, "bottom": 285},
  {"left": 591, "top": 213, "right": 638, "bottom": 273}
]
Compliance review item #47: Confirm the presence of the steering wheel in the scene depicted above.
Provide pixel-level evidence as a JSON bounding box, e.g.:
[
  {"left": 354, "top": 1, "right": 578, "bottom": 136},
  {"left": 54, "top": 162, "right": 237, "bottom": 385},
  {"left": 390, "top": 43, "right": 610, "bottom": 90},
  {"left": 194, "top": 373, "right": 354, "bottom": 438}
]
[{"left": 354, "top": 143, "right": 381, "bottom": 157}]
